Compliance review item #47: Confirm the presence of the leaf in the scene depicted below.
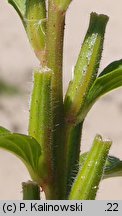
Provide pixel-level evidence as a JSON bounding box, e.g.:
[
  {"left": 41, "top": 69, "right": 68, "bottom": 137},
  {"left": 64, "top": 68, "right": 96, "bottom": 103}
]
[
  {"left": 0, "top": 128, "right": 42, "bottom": 184},
  {"left": 77, "top": 59, "right": 122, "bottom": 123},
  {"left": 80, "top": 152, "right": 122, "bottom": 179},
  {"left": 0, "top": 126, "right": 10, "bottom": 136},
  {"left": 104, "top": 155, "right": 122, "bottom": 178},
  {"left": 87, "top": 59, "right": 122, "bottom": 105},
  {"left": 69, "top": 135, "right": 111, "bottom": 200},
  {"left": 8, "top": 0, "right": 46, "bottom": 61},
  {"left": 8, "top": 0, "right": 26, "bottom": 20}
]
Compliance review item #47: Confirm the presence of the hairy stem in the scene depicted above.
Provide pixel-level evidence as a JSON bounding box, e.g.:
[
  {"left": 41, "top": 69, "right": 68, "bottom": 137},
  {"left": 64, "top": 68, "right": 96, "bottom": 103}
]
[
  {"left": 46, "top": 0, "right": 66, "bottom": 199},
  {"left": 69, "top": 135, "right": 112, "bottom": 200},
  {"left": 80, "top": 153, "right": 122, "bottom": 179},
  {"left": 65, "top": 122, "right": 83, "bottom": 196},
  {"left": 28, "top": 69, "right": 58, "bottom": 199},
  {"left": 63, "top": 13, "right": 109, "bottom": 196},
  {"left": 65, "top": 13, "right": 109, "bottom": 117}
]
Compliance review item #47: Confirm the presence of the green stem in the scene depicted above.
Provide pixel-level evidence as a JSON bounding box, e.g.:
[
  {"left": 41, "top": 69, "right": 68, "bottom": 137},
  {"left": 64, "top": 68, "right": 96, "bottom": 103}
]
[
  {"left": 63, "top": 13, "right": 108, "bottom": 197},
  {"left": 63, "top": 14, "right": 109, "bottom": 196},
  {"left": 80, "top": 153, "right": 122, "bottom": 179},
  {"left": 69, "top": 135, "right": 112, "bottom": 200},
  {"left": 64, "top": 13, "right": 109, "bottom": 117},
  {"left": 22, "top": 181, "right": 40, "bottom": 200},
  {"left": 65, "top": 122, "right": 83, "bottom": 196},
  {"left": 46, "top": 0, "right": 66, "bottom": 199},
  {"left": 28, "top": 69, "right": 57, "bottom": 199},
  {"left": 46, "top": 0, "right": 65, "bottom": 100},
  {"left": 54, "top": 0, "right": 72, "bottom": 10}
]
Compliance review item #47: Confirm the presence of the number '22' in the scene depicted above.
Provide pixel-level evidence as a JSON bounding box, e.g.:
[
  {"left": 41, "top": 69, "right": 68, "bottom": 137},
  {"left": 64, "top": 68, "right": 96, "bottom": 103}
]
[{"left": 106, "top": 203, "right": 118, "bottom": 211}]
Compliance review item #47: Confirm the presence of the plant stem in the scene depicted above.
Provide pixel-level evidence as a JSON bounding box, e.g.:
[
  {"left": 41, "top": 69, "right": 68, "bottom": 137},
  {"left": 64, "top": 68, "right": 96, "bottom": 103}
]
[
  {"left": 65, "top": 122, "right": 83, "bottom": 196},
  {"left": 28, "top": 69, "right": 58, "bottom": 199},
  {"left": 63, "top": 13, "right": 108, "bottom": 196},
  {"left": 64, "top": 13, "right": 109, "bottom": 117},
  {"left": 46, "top": 0, "right": 66, "bottom": 199},
  {"left": 22, "top": 181, "right": 40, "bottom": 200},
  {"left": 69, "top": 135, "right": 112, "bottom": 200},
  {"left": 54, "top": 0, "right": 72, "bottom": 11},
  {"left": 46, "top": 0, "right": 65, "bottom": 99},
  {"left": 80, "top": 153, "right": 122, "bottom": 179}
]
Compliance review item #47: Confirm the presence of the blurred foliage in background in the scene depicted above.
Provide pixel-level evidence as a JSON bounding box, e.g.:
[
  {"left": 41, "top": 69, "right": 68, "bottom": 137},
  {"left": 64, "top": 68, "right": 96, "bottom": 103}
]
[{"left": 0, "top": 79, "right": 20, "bottom": 95}]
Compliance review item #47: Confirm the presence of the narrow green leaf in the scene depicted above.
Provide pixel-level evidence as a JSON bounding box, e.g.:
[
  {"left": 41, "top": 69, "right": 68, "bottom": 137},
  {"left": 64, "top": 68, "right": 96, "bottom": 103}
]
[
  {"left": 0, "top": 131, "right": 43, "bottom": 184},
  {"left": 77, "top": 59, "right": 122, "bottom": 123},
  {"left": 8, "top": 0, "right": 46, "bottom": 62},
  {"left": 86, "top": 59, "right": 122, "bottom": 106},
  {"left": 104, "top": 155, "right": 122, "bottom": 178},
  {"left": 25, "top": 0, "right": 46, "bottom": 61},
  {"left": 69, "top": 135, "right": 111, "bottom": 200},
  {"left": 80, "top": 153, "right": 122, "bottom": 179},
  {"left": 8, "top": 0, "right": 26, "bottom": 21}
]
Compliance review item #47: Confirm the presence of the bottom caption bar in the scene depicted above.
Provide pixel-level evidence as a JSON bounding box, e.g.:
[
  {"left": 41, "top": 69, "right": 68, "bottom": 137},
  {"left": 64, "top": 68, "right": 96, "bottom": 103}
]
[{"left": 0, "top": 201, "right": 121, "bottom": 216}]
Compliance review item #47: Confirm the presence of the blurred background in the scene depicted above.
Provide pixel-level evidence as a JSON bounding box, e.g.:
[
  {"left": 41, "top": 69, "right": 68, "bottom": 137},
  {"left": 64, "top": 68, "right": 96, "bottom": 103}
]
[{"left": 0, "top": 0, "right": 122, "bottom": 199}]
